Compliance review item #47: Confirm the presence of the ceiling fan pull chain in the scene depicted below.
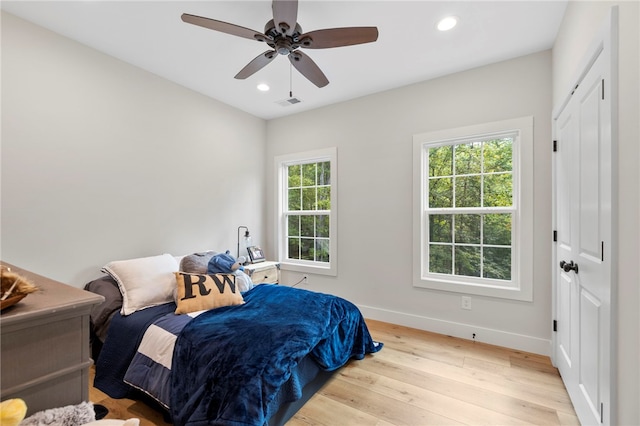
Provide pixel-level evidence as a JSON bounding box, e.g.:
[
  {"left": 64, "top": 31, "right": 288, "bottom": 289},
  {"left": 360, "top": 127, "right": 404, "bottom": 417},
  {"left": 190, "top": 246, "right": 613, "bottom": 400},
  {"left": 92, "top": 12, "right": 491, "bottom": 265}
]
[{"left": 289, "top": 62, "right": 293, "bottom": 98}]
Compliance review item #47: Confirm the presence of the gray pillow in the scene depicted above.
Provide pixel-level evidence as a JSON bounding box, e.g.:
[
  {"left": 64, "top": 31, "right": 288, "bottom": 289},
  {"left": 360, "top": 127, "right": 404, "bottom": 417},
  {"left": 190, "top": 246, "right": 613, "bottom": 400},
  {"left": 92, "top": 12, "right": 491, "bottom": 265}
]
[
  {"left": 84, "top": 275, "right": 122, "bottom": 342},
  {"left": 179, "top": 251, "right": 217, "bottom": 274}
]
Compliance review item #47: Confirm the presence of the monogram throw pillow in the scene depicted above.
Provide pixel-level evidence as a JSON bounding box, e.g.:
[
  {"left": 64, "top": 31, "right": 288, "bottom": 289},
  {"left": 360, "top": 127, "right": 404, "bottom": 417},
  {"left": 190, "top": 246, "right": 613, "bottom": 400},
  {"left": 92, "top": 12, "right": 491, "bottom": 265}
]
[{"left": 174, "top": 272, "right": 244, "bottom": 314}]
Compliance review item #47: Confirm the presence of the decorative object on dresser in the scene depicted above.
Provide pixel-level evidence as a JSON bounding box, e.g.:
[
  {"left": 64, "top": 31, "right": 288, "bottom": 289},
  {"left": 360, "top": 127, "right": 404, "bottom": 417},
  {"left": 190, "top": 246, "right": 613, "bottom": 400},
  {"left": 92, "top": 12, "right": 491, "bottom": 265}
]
[
  {"left": 0, "top": 266, "right": 38, "bottom": 310},
  {"left": 0, "top": 263, "right": 104, "bottom": 417}
]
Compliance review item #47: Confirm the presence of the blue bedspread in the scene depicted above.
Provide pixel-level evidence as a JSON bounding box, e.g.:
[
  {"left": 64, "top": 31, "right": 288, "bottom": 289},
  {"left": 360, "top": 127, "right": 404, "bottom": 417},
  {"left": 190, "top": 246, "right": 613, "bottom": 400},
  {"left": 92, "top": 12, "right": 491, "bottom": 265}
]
[{"left": 170, "top": 284, "right": 382, "bottom": 426}]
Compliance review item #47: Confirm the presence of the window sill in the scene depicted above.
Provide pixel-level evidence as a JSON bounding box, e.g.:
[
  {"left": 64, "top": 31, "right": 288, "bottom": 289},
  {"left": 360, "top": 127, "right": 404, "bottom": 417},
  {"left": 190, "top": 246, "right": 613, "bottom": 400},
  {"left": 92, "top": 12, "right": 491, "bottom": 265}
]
[
  {"left": 414, "top": 277, "right": 532, "bottom": 301},
  {"left": 279, "top": 261, "right": 336, "bottom": 277}
]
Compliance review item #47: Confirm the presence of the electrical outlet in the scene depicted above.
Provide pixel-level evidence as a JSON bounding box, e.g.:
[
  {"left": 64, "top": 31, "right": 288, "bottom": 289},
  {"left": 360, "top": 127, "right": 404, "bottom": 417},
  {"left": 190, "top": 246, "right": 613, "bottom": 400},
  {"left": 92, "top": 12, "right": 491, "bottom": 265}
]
[{"left": 461, "top": 296, "right": 472, "bottom": 310}]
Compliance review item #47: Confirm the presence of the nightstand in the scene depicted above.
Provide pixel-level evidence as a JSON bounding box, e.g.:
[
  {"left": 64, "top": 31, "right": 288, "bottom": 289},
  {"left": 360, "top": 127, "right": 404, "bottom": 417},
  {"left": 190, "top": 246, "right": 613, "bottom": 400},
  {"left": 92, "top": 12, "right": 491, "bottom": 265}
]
[{"left": 244, "top": 261, "right": 280, "bottom": 284}]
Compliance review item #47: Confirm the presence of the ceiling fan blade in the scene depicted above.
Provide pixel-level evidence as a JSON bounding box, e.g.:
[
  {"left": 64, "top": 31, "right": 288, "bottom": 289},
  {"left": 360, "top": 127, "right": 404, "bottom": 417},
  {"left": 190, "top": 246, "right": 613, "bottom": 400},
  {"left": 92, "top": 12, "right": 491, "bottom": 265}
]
[
  {"left": 272, "top": 0, "right": 298, "bottom": 35},
  {"left": 289, "top": 51, "right": 329, "bottom": 88},
  {"left": 300, "top": 27, "right": 379, "bottom": 49},
  {"left": 235, "top": 50, "right": 278, "bottom": 80},
  {"left": 181, "top": 13, "right": 268, "bottom": 42}
]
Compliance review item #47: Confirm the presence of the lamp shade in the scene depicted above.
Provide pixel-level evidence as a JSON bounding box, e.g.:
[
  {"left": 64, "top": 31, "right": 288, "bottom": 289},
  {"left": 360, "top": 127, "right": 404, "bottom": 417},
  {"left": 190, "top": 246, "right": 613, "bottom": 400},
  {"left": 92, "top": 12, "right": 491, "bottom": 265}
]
[{"left": 237, "top": 226, "right": 252, "bottom": 262}]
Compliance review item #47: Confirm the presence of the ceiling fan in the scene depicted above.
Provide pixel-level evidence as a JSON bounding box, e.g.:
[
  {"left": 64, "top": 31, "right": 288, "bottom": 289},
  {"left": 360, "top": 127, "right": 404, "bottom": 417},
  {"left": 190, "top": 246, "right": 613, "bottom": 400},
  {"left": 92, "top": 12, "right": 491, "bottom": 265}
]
[{"left": 181, "top": 0, "right": 379, "bottom": 88}]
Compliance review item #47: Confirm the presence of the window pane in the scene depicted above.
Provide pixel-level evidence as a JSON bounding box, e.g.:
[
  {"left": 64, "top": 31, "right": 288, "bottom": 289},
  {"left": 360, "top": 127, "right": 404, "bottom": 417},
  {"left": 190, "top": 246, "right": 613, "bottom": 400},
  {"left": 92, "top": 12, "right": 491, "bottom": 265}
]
[
  {"left": 316, "top": 215, "right": 329, "bottom": 237},
  {"left": 316, "top": 239, "right": 329, "bottom": 262},
  {"left": 429, "top": 145, "right": 453, "bottom": 177},
  {"left": 429, "top": 214, "right": 452, "bottom": 243},
  {"left": 288, "top": 165, "right": 301, "bottom": 187},
  {"left": 317, "top": 162, "right": 331, "bottom": 185},
  {"left": 455, "top": 142, "right": 482, "bottom": 175},
  {"left": 455, "top": 214, "right": 481, "bottom": 244},
  {"left": 300, "top": 238, "right": 314, "bottom": 260},
  {"left": 483, "top": 247, "right": 512, "bottom": 280},
  {"left": 288, "top": 237, "right": 300, "bottom": 259},
  {"left": 455, "top": 175, "right": 481, "bottom": 207},
  {"left": 484, "top": 173, "right": 512, "bottom": 207},
  {"left": 484, "top": 138, "right": 513, "bottom": 173},
  {"left": 483, "top": 214, "right": 511, "bottom": 245},
  {"left": 288, "top": 188, "right": 301, "bottom": 210},
  {"left": 317, "top": 187, "right": 330, "bottom": 210},
  {"left": 302, "top": 163, "right": 316, "bottom": 186},
  {"left": 429, "top": 244, "right": 452, "bottom": 274},
  {"left": 455, "top": 246, "right": 481, "bottom": 277},
  {"left": 300, "top": 215, "right": 314, "bottom": 237},
  {"left": 302, "top": 187, "right": 316, "bottom": 210},
  {"left": 429, "top": 177, "right": 453, "bottom": 208},
  {"left": 288, "top": 215, "right": 300, "bottom": 237}
]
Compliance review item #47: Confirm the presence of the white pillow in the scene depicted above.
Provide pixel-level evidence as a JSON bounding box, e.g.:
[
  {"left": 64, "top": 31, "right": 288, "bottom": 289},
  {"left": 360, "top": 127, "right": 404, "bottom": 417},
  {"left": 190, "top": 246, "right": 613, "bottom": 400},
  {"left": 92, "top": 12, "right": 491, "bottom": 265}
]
[{"left": 102, "top": 253, "right": 179, "bottom": 316}]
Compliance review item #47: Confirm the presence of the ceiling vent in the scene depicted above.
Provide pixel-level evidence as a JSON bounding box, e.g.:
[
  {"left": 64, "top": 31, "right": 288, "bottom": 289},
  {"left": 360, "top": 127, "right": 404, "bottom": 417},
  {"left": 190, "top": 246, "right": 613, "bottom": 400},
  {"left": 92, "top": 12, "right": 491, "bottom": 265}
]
[{"left": 276, "top": 97, "right": 302, "bottom": 107}]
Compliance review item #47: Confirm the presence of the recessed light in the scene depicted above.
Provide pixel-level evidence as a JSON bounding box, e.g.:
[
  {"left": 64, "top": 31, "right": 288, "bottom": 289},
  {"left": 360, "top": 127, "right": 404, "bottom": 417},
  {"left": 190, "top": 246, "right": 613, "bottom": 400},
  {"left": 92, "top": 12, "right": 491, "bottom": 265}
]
[
  {"left": 437, "top": 16, "right": 458, "bottom": 32},
  {"left": 257, "top": 83, "right": 270, "bottom": 92}
]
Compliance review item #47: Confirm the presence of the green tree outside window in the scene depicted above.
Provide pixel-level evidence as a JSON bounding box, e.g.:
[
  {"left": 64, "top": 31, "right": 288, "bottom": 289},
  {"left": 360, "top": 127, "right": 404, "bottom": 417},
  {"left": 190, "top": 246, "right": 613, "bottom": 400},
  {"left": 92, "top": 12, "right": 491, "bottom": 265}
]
[
  {"left": 285, "top": 161, "right": 331, "bottom": 263},
  {"left": 427, "top": 138, "right": 513, "bottom": 280}
]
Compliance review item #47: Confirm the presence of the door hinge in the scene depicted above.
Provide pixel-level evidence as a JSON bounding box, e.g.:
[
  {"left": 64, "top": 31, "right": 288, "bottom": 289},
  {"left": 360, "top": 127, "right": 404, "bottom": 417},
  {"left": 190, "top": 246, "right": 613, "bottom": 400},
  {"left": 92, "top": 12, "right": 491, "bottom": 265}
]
[
  {"left": 553, "top": 320, "right": 557, "bottom": 332},
  {"left": 553, "top": 230, "right": 557, "bottom": 242},
  {"left": 553, "top": 140, "right": 558, "bottom": 152},
  {"left": 602, "top": 79, "right": 605, "bottom": 100},
  {"left": 600, "top": 402, "right": 604, "bottom": 423},
  {"left": 571, "top": 83, "right": 579, "bottom": 95},
  {"left": 601, "top": 241, "right": 604, "bottom": 262}
]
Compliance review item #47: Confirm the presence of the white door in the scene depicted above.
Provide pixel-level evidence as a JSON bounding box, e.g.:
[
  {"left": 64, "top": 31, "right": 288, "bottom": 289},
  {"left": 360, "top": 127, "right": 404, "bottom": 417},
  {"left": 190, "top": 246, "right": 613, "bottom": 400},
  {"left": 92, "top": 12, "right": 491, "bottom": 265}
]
[{"left": 553, "top": 16, "right": 614, "bottom": 425}]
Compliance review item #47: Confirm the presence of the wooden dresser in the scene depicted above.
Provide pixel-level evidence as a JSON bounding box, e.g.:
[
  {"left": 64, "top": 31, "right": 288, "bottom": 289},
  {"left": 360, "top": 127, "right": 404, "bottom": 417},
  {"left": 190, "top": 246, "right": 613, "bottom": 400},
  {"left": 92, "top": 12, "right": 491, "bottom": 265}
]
[{"left": 0, "top": 263, "right": 104, "bottom": 416}]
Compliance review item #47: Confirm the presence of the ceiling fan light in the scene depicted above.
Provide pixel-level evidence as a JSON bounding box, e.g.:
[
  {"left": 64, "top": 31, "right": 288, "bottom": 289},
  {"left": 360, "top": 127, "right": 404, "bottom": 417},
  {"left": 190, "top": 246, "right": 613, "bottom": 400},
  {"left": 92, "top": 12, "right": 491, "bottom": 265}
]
[
  {"left": 257, "top": 83, "right": 270, "bottom": 92},
  {"left": 437, "top": 16, "right": 458, "bottom": 31}
]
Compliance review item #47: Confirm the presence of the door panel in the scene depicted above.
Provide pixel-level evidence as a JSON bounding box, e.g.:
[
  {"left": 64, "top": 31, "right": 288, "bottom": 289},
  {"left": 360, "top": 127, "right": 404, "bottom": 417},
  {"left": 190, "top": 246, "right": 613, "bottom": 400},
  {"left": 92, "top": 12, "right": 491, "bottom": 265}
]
[
  {"left": 579, "top": 287, "right": 601, "bottom": 417},
  {"left": 556, "top": 113, "right": 573, "bottom": 251},
  {"left": 579, "top": 78, "right": 603, "bottom": 263},
  {"left": 558, "top": 272, "right": 573, "bottom": 367}
]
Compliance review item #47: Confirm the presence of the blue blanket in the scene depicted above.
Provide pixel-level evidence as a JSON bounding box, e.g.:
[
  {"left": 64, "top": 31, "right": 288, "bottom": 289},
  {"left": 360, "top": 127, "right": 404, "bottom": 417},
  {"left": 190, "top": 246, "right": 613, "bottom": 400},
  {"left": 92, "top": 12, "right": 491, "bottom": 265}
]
[{"left": 170, "top": 284, "right": 382, "bottom": 426}]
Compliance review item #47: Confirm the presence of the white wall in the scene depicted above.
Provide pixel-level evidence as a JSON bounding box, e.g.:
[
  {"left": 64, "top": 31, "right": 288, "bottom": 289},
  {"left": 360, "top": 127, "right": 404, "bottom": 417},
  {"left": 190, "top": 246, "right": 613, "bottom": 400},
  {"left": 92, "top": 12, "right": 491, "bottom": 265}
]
[
  {"left": 1, "top": 12, "right": 267, "bottom": 287},
  {"left": 266, "top": 50, "right": 553, "bottom": 355},
  {"left": 552, "top": 2, "right": 639, "bottom": 424}
]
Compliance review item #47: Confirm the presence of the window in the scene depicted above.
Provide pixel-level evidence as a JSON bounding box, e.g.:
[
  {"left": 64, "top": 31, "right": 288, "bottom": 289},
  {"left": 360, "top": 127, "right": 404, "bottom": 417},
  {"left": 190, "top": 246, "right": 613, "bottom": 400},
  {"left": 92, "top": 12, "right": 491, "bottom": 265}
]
[
  {"left": 413, "top": 117, "right": 533, "bottom": 300},
  {"left": 276, "top": 148, "right": 337, "bottom": 276}
]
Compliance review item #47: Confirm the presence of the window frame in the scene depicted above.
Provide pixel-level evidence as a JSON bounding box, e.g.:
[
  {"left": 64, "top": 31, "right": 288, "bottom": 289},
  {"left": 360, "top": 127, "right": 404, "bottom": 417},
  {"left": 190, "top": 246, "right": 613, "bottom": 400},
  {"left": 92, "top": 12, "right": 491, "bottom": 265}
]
[
  {"left": 275, "top": 147, "right": 337, "bottom": 276},
  {"left": 412, "top": 117, "right": 533, "bottom": 301}
]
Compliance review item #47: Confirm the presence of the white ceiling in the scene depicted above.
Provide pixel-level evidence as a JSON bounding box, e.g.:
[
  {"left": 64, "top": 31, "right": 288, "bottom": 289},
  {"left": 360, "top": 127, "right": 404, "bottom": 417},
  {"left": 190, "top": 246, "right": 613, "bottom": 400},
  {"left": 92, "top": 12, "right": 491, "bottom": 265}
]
[{"left": 2, "top": 1, "right": 567, "bottom": 120}]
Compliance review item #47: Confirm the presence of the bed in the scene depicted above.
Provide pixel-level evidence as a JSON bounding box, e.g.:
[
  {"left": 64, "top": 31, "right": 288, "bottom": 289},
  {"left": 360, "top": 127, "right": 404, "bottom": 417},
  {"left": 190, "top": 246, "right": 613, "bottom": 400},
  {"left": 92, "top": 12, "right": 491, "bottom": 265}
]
[{"left": 85, "top": 252, "right": 382, "bottom": 426}]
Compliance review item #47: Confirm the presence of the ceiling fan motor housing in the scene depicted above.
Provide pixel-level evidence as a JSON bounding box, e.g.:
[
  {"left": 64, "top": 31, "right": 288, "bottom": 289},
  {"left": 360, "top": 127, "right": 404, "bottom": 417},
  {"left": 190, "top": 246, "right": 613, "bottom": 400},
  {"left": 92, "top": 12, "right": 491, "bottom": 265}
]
[{"left": 263, "top": 20, "right": 305, "bottom": 54}]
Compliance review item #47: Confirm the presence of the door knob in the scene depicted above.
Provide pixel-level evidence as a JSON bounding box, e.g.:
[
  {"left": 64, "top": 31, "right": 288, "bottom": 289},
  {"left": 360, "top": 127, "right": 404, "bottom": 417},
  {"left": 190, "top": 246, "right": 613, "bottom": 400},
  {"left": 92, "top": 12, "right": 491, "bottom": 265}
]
[{"left": 559, "top": 260, "right": 579, "bottom": 274}]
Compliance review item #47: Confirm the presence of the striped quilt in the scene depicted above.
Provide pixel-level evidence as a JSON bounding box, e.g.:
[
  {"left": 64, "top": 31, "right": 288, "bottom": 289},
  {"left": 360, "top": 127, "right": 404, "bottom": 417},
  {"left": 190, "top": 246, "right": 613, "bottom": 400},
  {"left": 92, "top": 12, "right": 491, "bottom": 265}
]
[{"left": 123, "top": 310, "right": 204, "bottom": 408}]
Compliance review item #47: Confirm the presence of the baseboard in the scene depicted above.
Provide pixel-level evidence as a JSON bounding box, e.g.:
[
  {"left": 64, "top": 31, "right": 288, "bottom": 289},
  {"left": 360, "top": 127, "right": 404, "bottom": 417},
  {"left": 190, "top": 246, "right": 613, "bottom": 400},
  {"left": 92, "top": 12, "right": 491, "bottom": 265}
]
[{"left": 358, "top": 304, "right": 552, "bottom": 356}]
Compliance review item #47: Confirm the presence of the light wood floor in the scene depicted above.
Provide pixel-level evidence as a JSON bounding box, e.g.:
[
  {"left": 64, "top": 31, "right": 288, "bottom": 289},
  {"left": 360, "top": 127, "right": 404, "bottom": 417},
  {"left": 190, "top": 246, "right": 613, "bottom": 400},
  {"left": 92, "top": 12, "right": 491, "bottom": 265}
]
[{"left": 89, "top": 319, "right": 579, "bottom": 425}]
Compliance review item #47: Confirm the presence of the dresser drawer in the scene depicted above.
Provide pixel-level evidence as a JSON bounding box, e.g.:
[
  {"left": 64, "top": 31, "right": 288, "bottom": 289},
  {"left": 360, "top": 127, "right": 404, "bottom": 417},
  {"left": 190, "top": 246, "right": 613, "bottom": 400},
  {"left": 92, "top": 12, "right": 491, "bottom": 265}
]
[
  {"left": 1, "top": 315, "right": 84, "bottom": 390},
  {"left": 244, "top": 261, "right": 280, "bottom": 284}
]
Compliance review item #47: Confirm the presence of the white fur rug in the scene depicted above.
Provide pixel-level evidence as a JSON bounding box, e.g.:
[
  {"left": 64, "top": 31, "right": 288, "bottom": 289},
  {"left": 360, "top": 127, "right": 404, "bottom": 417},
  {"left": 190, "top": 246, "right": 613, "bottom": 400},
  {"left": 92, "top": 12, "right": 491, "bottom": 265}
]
[{"left": 20, "top": 401, "right": 95, "bottom": 426}]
